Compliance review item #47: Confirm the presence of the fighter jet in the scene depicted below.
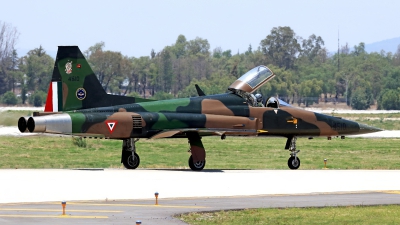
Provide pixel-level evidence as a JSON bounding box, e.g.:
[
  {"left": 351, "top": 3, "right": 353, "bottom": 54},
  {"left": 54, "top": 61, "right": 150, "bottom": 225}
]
[{"left": 17, "top": 46, "right": 382, "bottom": 170}]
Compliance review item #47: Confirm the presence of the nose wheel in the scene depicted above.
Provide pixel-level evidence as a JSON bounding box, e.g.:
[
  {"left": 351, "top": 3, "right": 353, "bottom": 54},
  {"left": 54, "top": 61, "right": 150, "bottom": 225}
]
[
  {"left": 288, "top": 156, "right": 300, "bottom": 169},
  {"left": 287, "top": 136, "right": 301, "bottom": 170}
]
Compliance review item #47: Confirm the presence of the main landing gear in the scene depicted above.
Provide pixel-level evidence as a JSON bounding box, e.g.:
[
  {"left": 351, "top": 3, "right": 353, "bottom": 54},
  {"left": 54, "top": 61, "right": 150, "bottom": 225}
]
[
  {"left": 187, "top": 132, "right": 206, "bottom": 171},
  {"left": 121, "top": 133, "right": 206, "bottom": 171},
  {"left": 121, "top": 138, "right": 140, "bottom": 169},
  {"left": 286, "top": 136, "right": 300, "bottom": 170}
]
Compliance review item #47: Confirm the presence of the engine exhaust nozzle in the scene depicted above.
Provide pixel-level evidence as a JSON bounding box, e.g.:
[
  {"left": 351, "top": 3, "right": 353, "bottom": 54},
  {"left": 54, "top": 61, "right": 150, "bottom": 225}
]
[
  {"left": 26, "top": 114, "right": 72, "bottom": 134},
  {"left": 18, "top": 117, "right": 29, "bottom": 133}
]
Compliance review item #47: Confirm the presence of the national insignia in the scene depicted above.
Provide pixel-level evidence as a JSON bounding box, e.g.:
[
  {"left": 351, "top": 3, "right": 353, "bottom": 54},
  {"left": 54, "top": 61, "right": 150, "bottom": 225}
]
[
  {"left": 65, "top": 61, "right": 73, "bottom": 74},
  {"left": 76, "top": 88, "right": 86, "bottom": 100}
]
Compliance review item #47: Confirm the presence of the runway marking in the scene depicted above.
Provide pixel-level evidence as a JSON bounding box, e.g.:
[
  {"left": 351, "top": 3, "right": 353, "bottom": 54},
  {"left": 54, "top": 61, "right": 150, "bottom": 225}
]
[
  {"left": 381, "top": 190, "right": 400, "bottom": 195},
  {"left": 0, "top": 208, "right": 122, "bottom": 213},
  {"left": 66, "top": 202, "right": 207, "bottom": 209},
  {"left": 0, "top": 214, "right": 108, "bottom": 219}
]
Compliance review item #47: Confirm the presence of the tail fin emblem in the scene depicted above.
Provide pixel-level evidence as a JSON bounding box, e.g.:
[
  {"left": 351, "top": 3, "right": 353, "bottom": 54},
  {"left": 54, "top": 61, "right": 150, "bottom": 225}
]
[{"left": 65, "top": 61, "right": 73, "bottom": 74}]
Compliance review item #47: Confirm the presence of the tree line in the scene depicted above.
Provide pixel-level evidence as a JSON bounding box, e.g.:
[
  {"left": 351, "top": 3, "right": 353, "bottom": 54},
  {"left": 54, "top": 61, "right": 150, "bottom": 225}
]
[{"left": 1, "top": 20, "right": 400, "bottom": 109}]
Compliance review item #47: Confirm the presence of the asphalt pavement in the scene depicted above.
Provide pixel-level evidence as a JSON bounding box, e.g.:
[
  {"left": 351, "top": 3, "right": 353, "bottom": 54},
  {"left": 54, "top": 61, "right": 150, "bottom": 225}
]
[{"left": 0, "top": 169, "right": 400, "bottom": 224}]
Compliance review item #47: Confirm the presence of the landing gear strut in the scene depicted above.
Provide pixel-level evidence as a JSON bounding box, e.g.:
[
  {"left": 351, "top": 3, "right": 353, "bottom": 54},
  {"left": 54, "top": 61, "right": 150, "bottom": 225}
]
[
  {"left": 286, "top": 136, "right": 300, "bottom": 170},
  {"left": 121, "top": 138, "right": 140, "bottom": 169},
  {"left": 187, "top": 132, "right": 206, "bottom": 171}
]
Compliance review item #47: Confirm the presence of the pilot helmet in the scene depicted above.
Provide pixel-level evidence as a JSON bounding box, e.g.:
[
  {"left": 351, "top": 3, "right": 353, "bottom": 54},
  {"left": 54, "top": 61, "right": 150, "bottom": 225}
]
[
  {"left": 266, "top": 97, "right": 279, "bottom": 108},
  {"left": 255, "top": 93, "right": 263, "bottom": 102}
]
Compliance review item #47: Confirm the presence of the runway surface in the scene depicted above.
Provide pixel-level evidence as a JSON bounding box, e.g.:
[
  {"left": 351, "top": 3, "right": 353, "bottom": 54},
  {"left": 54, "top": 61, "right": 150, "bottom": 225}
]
[{"left": 1, "top": 169, "right": 400, "bottom": 224}]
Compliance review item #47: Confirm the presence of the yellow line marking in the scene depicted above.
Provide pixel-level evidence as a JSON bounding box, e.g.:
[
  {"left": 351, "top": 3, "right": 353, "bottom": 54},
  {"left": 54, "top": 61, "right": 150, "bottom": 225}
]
[
  {"left": 66, "top": 202, "right": 207, "bottom": 208},
  {"left": 381, "top": 190, "right": 400, "bottom": 195},
  {"left": 0, "top": 215, "right": 108, "bottom": 219},
  {"left": 0, "top": 208, "right": 122, "bottom": 213}
]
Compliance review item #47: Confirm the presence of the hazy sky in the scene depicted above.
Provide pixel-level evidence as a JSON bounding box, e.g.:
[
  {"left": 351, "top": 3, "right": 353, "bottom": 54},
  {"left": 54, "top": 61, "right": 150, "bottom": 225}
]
[{"left": 2, "top": 0, "right": 400, "bottom": 58}]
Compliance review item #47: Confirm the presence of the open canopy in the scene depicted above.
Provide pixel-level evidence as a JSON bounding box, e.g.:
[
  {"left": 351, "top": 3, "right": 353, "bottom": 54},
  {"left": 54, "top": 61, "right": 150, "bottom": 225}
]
[{"left": 228, "top": 65, "right": 275, "bottom": 93}]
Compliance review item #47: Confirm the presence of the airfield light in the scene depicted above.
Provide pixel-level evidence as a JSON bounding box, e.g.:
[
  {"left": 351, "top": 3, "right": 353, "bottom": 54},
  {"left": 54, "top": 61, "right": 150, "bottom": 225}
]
[
  {"left": 77, "top": 64, "right": 81, "bottom": 68},
  {"left": 136, "top": 220, "right": 142, "bottom": 225},
  {"left": 324, "top": 159, "right": 328, "bottom": 169},
  {"left": 155, "top": 192, "right": 159, "bottom": 205},
  {"left": 61, "top": 201, "right": 66, "bottom": 215}
]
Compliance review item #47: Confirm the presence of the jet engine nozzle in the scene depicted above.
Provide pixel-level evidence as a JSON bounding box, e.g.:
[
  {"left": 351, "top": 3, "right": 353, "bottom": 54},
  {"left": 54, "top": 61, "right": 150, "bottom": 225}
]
[
  {"left": 27, "top": 117, "right": 46, "bottom": 132},
  {"left": 18, "top": 117, "right": 29, "bottom": 133},
  {"left": 25, "top": 114, "right": 72, "bottom": 134}
]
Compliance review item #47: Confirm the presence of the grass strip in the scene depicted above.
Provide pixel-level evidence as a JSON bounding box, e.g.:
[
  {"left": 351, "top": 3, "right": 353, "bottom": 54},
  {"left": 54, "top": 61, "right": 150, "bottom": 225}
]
[
  {"left": 0, "top": 136, "right": 399, "bottom": 169},
  {"left": 179, "top": 205, "right": 400, "bottom": 225}
]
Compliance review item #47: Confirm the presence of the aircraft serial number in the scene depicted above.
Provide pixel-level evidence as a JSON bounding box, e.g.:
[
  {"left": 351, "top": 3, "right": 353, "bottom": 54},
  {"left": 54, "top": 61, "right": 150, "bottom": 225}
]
[
  {"left": 331, "top": 122, "right": 346, "bottom": 131},
  {"left": 68, "top": 76, "right": 80, "bottom": 82}
]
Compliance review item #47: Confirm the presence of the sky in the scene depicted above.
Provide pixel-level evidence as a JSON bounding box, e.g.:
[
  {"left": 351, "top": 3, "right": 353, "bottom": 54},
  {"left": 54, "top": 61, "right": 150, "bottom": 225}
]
[{"left": 2, "top": 0, "right": 400, "bottom": 58}]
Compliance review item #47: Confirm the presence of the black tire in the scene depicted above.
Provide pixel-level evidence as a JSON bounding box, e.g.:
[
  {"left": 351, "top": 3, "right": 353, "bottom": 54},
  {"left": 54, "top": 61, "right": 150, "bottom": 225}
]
[
  {"left": 188, "top": 155, "right": 205, "bottom": 171},
  {"left": 122, "top": 152, "right": 140, "bottom": 169},
  {"left": 288, "top": 156, "right": 300, "bottom": 170}
]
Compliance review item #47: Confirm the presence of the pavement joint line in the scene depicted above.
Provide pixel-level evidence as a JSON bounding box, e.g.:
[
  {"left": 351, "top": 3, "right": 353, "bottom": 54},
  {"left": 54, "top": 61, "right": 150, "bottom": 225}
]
[
  {"left": 0, "top": 208, "right": 123, "bottom": 213},
  {"left": 0, "top": 214, "right": 108, "bottom": 219}
]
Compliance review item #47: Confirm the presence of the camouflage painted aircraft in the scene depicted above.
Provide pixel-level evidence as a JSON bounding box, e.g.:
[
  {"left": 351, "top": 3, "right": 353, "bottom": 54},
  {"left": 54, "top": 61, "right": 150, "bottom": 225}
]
[{"left": 18, "top": 46, "right": 382, "bottom": 170}]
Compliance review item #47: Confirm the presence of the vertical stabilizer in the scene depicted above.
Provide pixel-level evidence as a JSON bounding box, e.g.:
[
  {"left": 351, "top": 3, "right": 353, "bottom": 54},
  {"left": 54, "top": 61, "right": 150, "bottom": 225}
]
[{"left": 44, "top": 46, "right": 151, "bottom": 112}]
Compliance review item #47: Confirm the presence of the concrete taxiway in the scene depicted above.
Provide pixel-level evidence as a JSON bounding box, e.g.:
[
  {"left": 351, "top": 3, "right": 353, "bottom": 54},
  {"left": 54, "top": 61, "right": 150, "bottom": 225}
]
[
  {"left": 1, "top": 192, "right": 400, "bottom": 225},
  {"left": 0, "top": 169, "right": 400, "bottom": 224}
]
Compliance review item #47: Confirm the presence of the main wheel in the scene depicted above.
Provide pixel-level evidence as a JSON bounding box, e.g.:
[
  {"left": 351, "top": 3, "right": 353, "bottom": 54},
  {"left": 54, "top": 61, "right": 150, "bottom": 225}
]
[
  {"left": 188, "top": 155, "right": 205, "bottom": 171},
  {"left": 288, "top": 156, "right": 300, "bottom": 170},
  {"left": 122, "top": 152, "right": 140, "bottom": 169}
]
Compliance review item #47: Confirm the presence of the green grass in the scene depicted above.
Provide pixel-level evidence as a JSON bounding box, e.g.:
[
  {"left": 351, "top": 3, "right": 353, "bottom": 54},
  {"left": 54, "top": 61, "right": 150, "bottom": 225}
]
[
  {"left": 327, "top": 113, "right": 400, "bottom": 130},
  {"left": 179, "top": 205, "right": 400, "bottom": 225},
  {"left": 0, "top": 136, "right": 400, "bottom": 169},
  {"left": 0, "top": 110, "right": 33, "bottom": 126}
]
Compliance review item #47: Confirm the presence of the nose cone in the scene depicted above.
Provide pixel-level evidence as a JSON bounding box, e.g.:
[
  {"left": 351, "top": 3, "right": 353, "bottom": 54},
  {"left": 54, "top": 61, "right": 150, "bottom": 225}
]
[{"left": 358, "top": 123, "right": 383, "bottom": 134}]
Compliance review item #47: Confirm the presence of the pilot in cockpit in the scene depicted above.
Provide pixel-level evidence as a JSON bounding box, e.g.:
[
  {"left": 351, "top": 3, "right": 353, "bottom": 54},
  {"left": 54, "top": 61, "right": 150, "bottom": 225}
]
[{"left": 254, "top": 93, "right": 264, "bottom": 107}]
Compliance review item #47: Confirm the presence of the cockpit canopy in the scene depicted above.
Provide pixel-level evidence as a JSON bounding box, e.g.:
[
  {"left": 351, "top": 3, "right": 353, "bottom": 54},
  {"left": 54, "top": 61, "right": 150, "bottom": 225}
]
[{"left": 228, "top": 65, "right": 274, "bottom": 93}]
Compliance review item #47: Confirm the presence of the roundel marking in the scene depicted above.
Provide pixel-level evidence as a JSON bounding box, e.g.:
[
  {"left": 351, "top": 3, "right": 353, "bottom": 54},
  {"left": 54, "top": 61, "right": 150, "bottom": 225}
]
[{"left": 76, "top": 88, "right": 86, "bottom": 100}]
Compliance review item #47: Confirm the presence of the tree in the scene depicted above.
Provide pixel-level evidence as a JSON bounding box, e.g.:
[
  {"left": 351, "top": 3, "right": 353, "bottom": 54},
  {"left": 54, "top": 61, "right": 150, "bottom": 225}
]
[
  {"left": 84, "top": 42, "right": 105, "bottom": 58},
  {"left": 353, "top": 42, "right": 366, "bottom": 56},
  {"left": 88, "top": 50, "right": 124, "bottom": 92},
  {"left": 260, "top": 26, "right": 301, "bottom": 69},
  {"left": 172, "top": 35, "right": 187, "bottom": 58},
  {"left": 21, "top": 84, "right": 27, "bottom": 104},
  {"left": 187, "top": 37, "right": 210, "bottom": 56},
  {"left": 300, "top": 34, "right": 325, "bottom": 62},
  {"left": 351, "top": 87, "right": 373, "bottom": 110},
  {"left": 19, "top": 46, "right": 54, "bottom": 92},
  {"left": 29, "top": 90, "right": 46, "bottom": 107},
  {"left": 2, "top": 91, "right": 17, "bottom": 105},
  {"left": 298, "top": 79, "right": 323, "bottom": 106},
  {"left": 379, "top": 89, "right": 400, "bottom": 110},
  {"left": 152, "top": 91, "right": 174, "bottom": 100},
  {"left": 0, "top": 21, "right": 19, "bottom": 95}
]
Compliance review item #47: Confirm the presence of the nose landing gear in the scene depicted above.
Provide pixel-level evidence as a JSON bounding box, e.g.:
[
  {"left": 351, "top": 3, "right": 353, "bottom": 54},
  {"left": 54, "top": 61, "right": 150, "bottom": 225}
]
[{"left": 286, "top": 136, "right": 300, "bottom": 170}]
